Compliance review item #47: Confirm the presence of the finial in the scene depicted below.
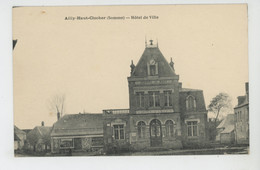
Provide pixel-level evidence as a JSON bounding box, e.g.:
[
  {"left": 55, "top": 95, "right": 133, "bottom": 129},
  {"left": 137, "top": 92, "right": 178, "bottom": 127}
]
[
  {"left": 170, "top": 57, "right": 174, "bottom": 71},
  {"left": 130, "top": 60, "right": 135, "bottom": 75},
  {"left": 145, "top": 36, "right": 147, "bottom": 47},
  {"left": 149, "top": 40, "right": 153, "bottom": 45}
]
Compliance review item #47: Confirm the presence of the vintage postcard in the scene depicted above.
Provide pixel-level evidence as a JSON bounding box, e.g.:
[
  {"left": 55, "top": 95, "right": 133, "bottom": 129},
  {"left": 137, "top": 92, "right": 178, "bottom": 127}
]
[{"left": 13, "top": 4, "right": 248, "bottom": 157}]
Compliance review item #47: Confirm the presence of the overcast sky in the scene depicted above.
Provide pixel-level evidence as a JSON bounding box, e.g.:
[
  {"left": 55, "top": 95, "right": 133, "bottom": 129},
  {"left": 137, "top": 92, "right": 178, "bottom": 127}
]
[{"left": 13, "top": 5, "right": 248, "bottom": 129}]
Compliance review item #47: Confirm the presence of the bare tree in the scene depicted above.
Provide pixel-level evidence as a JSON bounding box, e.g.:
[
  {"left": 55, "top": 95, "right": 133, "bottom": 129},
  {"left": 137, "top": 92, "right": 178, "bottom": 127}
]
[{"left": 48, "top": 94, "right": 66, "bottom": 119}]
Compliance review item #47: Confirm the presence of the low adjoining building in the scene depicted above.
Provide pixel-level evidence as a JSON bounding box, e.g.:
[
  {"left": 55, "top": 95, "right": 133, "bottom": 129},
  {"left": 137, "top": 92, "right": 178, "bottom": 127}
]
[
  {"left": 26, "top": 122, "right": 52, "bottom": 152},
  {"left": 234, "top": 82, "right": 249, "bottom": 145},
  {"left": 14, "top": 126, "right": 26, "bottom": 151},
  {"left": 216, "top": 114, "right": 235, "bottom": 144},
  {"left": 51, "top": 113, "right": 103, "bottom": 153}
]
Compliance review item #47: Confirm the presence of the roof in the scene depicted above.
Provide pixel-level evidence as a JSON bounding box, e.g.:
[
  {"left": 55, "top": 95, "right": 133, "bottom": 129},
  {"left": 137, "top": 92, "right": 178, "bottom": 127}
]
[
  {"left": 221, "top": 125, "right": 234, "bottom": 134},
  {"left": 51, "top": 113, "right": 103, "bottom": 137},
  {"left": 217, "top": 114, "right": 234, "bottom": 132},
  {"left": 180, "top": 88, "right": 203, "bottom": 92},
  {"left": 36, "top": 126, "right": 52, "bottom": 137},
  {"left": 132, "top": 47, "right": 176, "bottom": 77},
  {"left": 14, "top": 125, "right": 26, "bottom": 135},
  {"left": 14, "top": 133, "right": 21, "bottom": 141},
  {"left": 179, "top": 88, "right": 207, "bottom": 113},
  {"left": 26, "top": 126, "right": 52, "bottom": 144},
  {"left": 22, "top": 129, "right": 32, "bottom": 134}
]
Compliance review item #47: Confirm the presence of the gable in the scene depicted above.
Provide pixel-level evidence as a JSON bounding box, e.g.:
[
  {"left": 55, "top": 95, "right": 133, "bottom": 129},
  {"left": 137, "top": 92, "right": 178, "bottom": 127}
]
[{"left": 132, "top": 47, "right": 175, "bottom": 77}]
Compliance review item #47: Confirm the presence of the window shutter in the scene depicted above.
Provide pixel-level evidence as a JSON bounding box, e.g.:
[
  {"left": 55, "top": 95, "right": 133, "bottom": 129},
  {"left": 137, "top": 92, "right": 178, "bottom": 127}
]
[
  {"left": 155, "top": 63, "right": 158, "bottom": 75},
  {"left": 147, "top": 63, "right": 150, "bottom": 76}
]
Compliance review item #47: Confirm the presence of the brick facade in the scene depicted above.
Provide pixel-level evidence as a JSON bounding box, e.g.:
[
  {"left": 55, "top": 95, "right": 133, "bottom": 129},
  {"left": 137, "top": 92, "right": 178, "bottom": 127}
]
[{"left": 103, "top": 41, "right": 208, "bottom": 151}]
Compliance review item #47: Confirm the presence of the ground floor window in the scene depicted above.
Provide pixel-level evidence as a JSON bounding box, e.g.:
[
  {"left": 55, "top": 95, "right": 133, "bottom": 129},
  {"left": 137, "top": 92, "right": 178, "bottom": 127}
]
[
  {"left": 60, "top": 138, "right": 74, "bottom": 148},
  {"left": 114, "top": 125, "right": 125, "bottom": 140},
  {"left": 92, "top": 137, "right": 104, "bottom": 146},
  {"left": 165, "top": 120, "right": 174, "bottom": 137},
  {"left": 137, "top": 121, "right": 146, "bottom": 138},
  {"left": 187, "top": 121, "right": 198, "bottom": 136}
]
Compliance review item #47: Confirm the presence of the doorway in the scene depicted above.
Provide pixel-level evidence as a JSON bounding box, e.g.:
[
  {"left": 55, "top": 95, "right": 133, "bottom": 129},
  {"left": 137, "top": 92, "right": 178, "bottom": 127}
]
[{"left": 150, "top": 119, "right": 162, "bottom": 147}]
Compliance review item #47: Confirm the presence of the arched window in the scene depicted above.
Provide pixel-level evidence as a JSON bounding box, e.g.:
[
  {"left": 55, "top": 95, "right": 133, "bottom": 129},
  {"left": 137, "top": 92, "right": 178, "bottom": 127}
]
[
  {"left": 147, "top": 59, "right": 158, "bottom": 76},
  {"left": 137, "top": 121, "right": 146, "bottom": 138},
  {"left": 186, "top": 95, "right": 196, "bottom": 111},
  {"left": 165, "top": 120, "right": 174, "bottom": 137}
]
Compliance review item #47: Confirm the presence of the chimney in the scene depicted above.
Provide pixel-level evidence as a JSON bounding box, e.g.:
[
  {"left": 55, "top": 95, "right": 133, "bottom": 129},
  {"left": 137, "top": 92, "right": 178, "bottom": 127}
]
[
  {"left": 57, "top": 112, "right": 60, "bottom": 120},
  {"left": 237, "top": 96, "right": 245, "bottom": 105},
  {"left": 41, "top": 121, "right": 44, "bottom": 126},
  {"left": 179, "top": 82, "right": 182, "bottom": 90},
  {"left": 245, "top": 82, "right": 249, "bottom": 101}
]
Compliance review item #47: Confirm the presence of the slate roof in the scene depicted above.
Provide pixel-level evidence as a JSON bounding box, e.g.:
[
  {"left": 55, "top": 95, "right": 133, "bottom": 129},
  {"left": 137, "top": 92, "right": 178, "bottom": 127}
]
[
  {"left": 51, "top": 113, "right": 103, "bottom": 137},
  {"left": 27, "top": 126, "right": 52, "bottom": 139},
  {"left": 221, "top": 125, "right": 234, "bottom": 133},
  {"left": 26, "top": 126, "right": 52, "bottom": 145},
  {"left": 36, "top": 126, "right": 52, "bottom": 136},
  {"left": 217, "top": 114, "right": 235, "bottom": 133},
  {"left": 132, "top": 47, "right": 175, "bottom": 77},
  {"left": 14, "top": 133, "right": 21, "bottom": 141},
  {"left": 14, "top": 125, "right": 26, "bottom": 135},
  {"left": 179, "top": 88, "right": 207, "bottom": 113}
]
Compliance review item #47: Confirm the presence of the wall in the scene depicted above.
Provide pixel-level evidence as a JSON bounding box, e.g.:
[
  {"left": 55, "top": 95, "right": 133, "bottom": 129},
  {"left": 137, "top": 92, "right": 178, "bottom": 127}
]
[
  {"left": 181, "top": 112, "right": 208, "bottom": 147},
  {"left": 220, "top": 132, "right": 235, "bottom": 144},
  {"left": 235, "top": 105, "right": 249, "bottom": 144}
]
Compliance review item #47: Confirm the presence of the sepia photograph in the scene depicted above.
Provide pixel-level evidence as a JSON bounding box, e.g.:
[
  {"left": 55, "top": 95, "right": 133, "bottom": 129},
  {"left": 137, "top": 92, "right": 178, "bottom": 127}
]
[{"left": 12, "top": 4, "right": 249, "bottom": 157}]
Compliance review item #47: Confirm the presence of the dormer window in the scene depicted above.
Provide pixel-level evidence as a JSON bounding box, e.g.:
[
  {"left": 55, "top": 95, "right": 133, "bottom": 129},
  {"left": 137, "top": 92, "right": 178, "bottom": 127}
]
[
  {"left": 186, "top": 95, "right": 196, "bottom": 111},
  {"left": 147, "top": 59, "right": 158, "bottom": 76}
]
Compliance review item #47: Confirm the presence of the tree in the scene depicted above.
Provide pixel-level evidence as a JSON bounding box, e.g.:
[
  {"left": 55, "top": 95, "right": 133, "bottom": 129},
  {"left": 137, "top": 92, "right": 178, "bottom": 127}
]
[
  {"left": 26, "top": 129, "right": 39, "bottom": 152},
  {"left": 208, "top": 92, "right": 232, "bottom": 124},
  {"left": 48, "top": 94, "right": 66, "bottom": 119},
  {"left": 41, "top": 133, "right": 51, "bottom": 152},
  {"left": 208, "top": 93, "right": 232, "bottom": 141}
]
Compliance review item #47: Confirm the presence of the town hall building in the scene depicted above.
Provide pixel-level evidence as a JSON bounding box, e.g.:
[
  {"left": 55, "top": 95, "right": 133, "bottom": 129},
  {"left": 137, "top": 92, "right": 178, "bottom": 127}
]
[{"left": 103, "top": 40, "right": 208, "bottom": 151}]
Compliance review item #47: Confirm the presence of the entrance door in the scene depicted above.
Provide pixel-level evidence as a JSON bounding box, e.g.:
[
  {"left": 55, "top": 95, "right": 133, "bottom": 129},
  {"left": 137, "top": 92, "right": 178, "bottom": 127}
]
[
  {"left": 74, "top": 138, "right": 82, "bottom": 150},
  {"left": 150, "top": 119, "right": 162, "bottom": 147}
]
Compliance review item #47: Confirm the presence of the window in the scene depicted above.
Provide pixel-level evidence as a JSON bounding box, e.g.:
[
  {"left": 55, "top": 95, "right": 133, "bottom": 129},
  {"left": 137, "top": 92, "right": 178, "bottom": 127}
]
[
  {"left": 149, "top": 91, "right": 160, "bottom": 107},
  {"left": 187, "top": 121, "right": 198, "bottom": 137},
  {"left": 136, "top": 92, "right": 145, "bottom": 108},
  {"left": 92, "top": 137, "right": 104, "bottom": 147},
  {"left": 137, "top": 121, "right": 146, "bottom": 138},
  {"left": 165, "top": 120, "right": 174, "bottom": 137},
  {"left": 60, "top": 138, "right": 73, "bottom": 148},
  {"left": 186, "top": 96, "right": 196, "bottom": 111},
  {"left": 147, "top": 60, "right": 158, "bottom": 76},
  {"left": 113, "top": 125, "right": 125, "bottom": 140},
  {"left": 150, "top": 119, "right": 161, "bottom": 137},
  {"left": 164, "top": 91, "right": 173, "bottom": 107}
]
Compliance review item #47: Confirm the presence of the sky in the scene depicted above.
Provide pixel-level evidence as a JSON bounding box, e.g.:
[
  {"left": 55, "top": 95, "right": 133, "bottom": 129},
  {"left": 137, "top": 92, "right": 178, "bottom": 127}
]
[{"left": 13, "top": 5, "right": 248, "bottom": 129}]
